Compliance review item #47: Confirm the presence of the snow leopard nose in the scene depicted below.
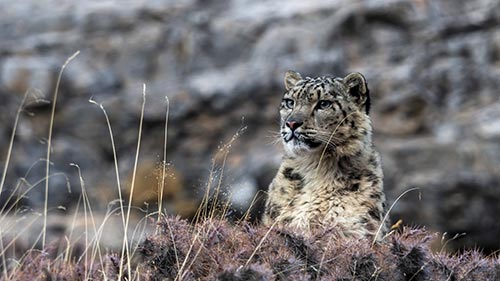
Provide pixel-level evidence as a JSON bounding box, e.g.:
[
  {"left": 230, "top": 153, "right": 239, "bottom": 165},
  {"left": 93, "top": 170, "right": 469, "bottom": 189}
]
[{"left": 286, "top": 120, "right": 303, "bottom": 131}]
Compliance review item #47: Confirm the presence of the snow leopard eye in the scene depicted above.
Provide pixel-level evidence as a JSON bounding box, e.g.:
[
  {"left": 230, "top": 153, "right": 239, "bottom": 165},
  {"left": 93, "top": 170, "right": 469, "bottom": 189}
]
[
  {"left": 317, "top": 100, "right": 332, "bottom": 110},
  {"left": 283, "top": 98, "right": 295, "bottom": 109}
]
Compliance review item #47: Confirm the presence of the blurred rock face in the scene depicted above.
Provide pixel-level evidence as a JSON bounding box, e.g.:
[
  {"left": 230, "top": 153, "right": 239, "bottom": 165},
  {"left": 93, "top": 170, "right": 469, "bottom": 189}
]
[{"left": 0, "top": 0, "right": 499, "bottom": 252}]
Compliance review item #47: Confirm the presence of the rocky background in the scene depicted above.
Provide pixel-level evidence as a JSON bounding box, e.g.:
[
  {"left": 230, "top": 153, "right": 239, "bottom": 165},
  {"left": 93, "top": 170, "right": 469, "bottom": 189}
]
[{"left": 0, "top": 0, "right": 499, "bottom": 253}]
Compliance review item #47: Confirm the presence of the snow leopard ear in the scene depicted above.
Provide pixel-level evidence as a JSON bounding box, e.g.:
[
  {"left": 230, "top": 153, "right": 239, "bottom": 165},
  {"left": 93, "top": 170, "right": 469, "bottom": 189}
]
[
  {"left": 343, "top": 72, "right": 371, "bottom": 114},
  {"left": 284, "top": 71, "right": 303, "bottom": 91}
]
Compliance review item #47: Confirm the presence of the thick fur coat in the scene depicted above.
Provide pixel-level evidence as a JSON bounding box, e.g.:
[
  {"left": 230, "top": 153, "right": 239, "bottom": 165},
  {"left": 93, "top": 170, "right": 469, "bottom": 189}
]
[{"left": 263, "top": 71, "right": 388, "bottom": 239}]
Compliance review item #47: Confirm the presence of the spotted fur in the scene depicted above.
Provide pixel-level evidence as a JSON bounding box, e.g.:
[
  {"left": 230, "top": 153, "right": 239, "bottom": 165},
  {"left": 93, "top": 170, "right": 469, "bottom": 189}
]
[{"left": 263, "top": 71, "right": 388, "bottom": 240}]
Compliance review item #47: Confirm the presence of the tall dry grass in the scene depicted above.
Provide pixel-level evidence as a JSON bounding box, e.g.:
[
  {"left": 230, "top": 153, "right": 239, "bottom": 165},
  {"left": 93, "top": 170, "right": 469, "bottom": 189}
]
[
  {"left": 0, "top": 52, "right": 163, "bottom": 279},
  {"left": 0, "top": 52, "right": 252, "bottom": 280}
]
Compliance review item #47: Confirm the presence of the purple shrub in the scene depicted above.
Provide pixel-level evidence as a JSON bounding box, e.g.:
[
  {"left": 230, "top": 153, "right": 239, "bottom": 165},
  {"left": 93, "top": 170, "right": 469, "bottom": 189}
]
[{"left": 2, "top": 216, "right": 498, "bottom": 280}]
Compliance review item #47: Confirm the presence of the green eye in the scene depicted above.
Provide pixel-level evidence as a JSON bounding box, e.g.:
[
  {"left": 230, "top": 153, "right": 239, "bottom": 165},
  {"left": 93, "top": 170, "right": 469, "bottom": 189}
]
[
  {"left": 283, "top": 98, "right": 295, "bottom": 109},
  {"left": 317, "top": 100, "right": 332, "bottom": 110}
]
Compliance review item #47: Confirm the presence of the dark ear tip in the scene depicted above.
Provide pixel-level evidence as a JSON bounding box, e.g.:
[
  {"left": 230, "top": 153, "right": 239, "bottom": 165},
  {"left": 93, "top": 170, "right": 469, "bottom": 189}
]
[
  {"left": 344, "top": 72, "right": 370, "bottom": 112},
  {"left": 344, "top": 72, "right": 368, "bottom": 93},
  {"left": 344, "top": 72, "right": 367, "bottom": 84}
]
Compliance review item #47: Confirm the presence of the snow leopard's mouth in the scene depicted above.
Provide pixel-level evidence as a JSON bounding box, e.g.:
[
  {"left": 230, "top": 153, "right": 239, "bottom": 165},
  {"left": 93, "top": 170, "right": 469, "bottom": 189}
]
[{"left": 282, "top": 130, "right": 321, "bottom": 149}]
